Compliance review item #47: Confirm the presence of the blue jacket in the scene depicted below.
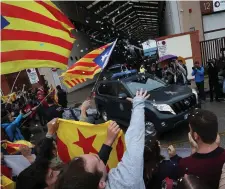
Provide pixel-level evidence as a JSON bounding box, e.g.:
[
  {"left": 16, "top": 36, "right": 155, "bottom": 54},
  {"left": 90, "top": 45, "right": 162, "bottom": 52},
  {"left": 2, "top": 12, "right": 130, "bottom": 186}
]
[
  {"left": 1, "top": 114, "right": 24, "bottom": 142},
  {"left": 192, "top": 67, "right": 204, "bottom": 82}
]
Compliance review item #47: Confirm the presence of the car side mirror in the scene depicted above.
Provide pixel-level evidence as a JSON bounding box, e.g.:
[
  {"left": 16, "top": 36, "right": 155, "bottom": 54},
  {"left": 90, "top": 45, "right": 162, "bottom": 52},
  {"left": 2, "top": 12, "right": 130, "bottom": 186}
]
[{"left": 118, "top": 93, "right": 127, "bottom": 100}]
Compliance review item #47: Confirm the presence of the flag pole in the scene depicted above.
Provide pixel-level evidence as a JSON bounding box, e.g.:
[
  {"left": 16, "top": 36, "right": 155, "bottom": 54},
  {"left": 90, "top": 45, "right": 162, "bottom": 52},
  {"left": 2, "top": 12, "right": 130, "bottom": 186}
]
[
  {"left": 90, "top": 39, "right": 118, "bottom": 96},
  {"left": 6, "top": 71, "right": 21, "bottom": 103}
]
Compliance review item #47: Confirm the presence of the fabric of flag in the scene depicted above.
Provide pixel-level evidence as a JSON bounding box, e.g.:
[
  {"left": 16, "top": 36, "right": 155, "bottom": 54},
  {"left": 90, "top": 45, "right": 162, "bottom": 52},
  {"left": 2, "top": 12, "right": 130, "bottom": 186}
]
[
  {"left": 63, "top": 78, "right": 87, "bottom": 88},
  {"left": 1, "top": 92, "right": 17, "bottom": 104},
  {"left": 61, "top": 40, "right": 117, "bottom": 88},
  {"left": 1, "top": 1, "right": 75, "bottom": 75},
  {"left": 56, "top": 119, "right": 125, "bottom": 170},
  {"left": 1, "top": 175, "right": 15, "bottom": 189},
  {"left": 1, "top": 140, "right": 33, "bottom": 155}
]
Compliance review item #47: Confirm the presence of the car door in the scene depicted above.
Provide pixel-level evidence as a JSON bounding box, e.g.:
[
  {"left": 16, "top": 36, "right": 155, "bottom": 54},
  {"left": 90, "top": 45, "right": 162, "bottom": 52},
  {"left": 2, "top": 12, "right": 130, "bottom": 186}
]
[
  {"left": 115, "top": 83, "right": 132, "bottom": 125},
  {"left": 97, "top": 82, "right": 119, "bottom": 120}
]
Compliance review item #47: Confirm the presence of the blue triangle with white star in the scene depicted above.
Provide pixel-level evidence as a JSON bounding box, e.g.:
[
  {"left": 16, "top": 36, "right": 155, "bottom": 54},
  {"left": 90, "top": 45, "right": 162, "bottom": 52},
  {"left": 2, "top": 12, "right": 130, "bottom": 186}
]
[
  {"left": 1, "top": 15, "right": 10, "bottom": 30},
  {"left": 93, "top": 43, "right": 114, "bottom": 68}
]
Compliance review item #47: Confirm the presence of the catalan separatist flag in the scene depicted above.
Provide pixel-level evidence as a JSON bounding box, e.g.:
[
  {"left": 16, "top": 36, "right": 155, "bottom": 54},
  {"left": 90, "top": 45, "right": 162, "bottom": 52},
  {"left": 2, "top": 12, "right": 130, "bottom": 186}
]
[
  {"left": 56, "top": 119, "right": 125, "bottom": 170},
  {"left": 62, "top": 39, "right": 117, "bottom": 88},
  {"left": 1, "top": 140, "right": 33, "bottom": 155},
  {"left": 1, "top": 1, "right": 75, "bottom": 75}
]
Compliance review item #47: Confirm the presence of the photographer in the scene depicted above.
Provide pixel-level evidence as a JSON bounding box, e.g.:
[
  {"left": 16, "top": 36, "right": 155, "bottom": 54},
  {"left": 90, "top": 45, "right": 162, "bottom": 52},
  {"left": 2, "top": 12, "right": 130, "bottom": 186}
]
[{"left": 192, "top": 61, "right": 205, "bottom": 101}]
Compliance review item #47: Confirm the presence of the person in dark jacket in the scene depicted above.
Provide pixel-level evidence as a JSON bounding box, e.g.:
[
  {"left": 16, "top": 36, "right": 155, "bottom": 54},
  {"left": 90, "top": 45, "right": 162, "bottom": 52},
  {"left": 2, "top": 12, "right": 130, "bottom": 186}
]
[
  {"left": 16, "top": 118, "right": 120, "bottom": 189},
  {"left": 208, "top": 59, "right": 220, "bottom": 102},
  {"left": 56, "top": 85, "right": 68, "bottom": 108},
  {"left": 45, "top": 97, "right": 63, "bottom": 122}
]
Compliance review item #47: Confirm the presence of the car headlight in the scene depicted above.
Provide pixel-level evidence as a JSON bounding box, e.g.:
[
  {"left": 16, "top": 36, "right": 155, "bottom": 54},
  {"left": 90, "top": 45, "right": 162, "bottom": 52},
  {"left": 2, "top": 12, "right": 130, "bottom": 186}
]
[
  {"left": 192, "top": 89, "right": 199, "bottom": 103},
  {"left": 153, "top": 104, "right": 176, "bottom": 115}
]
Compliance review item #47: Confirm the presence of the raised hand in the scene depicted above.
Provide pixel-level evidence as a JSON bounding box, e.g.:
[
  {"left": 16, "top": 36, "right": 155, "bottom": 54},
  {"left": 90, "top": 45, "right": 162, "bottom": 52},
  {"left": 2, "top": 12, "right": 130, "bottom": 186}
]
[
  {"left": 81, "top": 100, "right": 91, "bottom": 111},
  {"left": 105, "top": 121, "right": 121, "bottom": 146},
  {"left": 127, "top": 88, "right": 150, "bottom": 102},
  {"left": 47, "top": 118, "right": 59, "bottom": 135}
]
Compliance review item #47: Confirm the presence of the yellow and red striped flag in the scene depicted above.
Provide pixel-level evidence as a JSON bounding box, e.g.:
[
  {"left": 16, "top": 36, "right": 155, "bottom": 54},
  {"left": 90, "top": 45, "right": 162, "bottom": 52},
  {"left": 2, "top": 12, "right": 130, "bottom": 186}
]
[
  {"left": 61, "top": 40, "right": 117, "bottom": 88},
  {"left": 63, "top": 78, "right": 87, "bottom": 88},
  {"left": 1, "top": 140, "right": 33, "bottom": 155},
  {"left": 56, "top": 119, "right": 125, "bottom": 170},
  {"left": 1, "top": 1, "right": 75, "bottom": 75}
]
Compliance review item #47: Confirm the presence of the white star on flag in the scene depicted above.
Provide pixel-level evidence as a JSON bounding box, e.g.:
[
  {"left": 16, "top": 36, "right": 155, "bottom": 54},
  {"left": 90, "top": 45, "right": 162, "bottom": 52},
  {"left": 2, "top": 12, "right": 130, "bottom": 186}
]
[{"left": 101, "top": 52, "right": 110, "bottom": 64}]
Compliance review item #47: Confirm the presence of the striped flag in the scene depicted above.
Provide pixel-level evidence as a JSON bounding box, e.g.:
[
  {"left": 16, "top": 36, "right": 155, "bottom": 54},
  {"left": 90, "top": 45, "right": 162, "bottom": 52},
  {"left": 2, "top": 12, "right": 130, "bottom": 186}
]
[
  {"left": 62, "top": 40, "right": 117, "bottom": 88},
  {"left": 63, "top": 78, "right": 87, "bottom": 89},
  {"left": 57, "top": 119, "right": 125, "bottom": 170},
  {"left": 1, "top": 140, "right": 33, "bottom": 155},
  {"left": 1, "top": 1, "right": 75, "bottom": 75}
]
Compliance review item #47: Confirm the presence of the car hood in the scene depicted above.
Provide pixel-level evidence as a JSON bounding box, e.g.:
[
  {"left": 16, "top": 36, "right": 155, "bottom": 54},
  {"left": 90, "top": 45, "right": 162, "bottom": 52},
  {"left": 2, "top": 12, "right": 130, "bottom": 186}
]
[{"left": 147, "top": 85, "right": 192, "bottom": 103}]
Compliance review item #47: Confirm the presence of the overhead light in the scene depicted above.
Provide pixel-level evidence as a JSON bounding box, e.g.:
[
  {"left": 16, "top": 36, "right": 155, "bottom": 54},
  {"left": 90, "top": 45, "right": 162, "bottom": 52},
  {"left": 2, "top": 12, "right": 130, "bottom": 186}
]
[
  {"left": 86, "top": 20, "right": 89, "bottom": 23},
  {"left": 101, "top": 27, "right": 104, "bottom": 30},
  {"left": 117, "top": 10, "right": 120, "bottom": 13}
]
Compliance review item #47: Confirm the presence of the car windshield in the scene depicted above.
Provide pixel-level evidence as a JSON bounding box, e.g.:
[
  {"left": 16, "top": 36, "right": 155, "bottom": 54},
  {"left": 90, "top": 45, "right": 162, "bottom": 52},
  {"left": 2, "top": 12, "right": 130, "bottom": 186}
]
[{"left": 126, "top": 76, "right": 166, "bottom": 95}]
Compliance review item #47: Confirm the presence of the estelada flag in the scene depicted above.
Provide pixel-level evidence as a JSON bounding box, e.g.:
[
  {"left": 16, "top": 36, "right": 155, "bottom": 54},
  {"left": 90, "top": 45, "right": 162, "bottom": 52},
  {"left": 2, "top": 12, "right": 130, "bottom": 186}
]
[
  {"left": 56, "top": 119, "right": 125, "bottom": 170},
  {"left": 1, "top": 1, "right": 75, "bottom": 74},
  {"left": 1, "top": 140, "right": 33, "bottom": 155},
  {"left": 61, "top": 40, "right": 117, "bottom": 88}
]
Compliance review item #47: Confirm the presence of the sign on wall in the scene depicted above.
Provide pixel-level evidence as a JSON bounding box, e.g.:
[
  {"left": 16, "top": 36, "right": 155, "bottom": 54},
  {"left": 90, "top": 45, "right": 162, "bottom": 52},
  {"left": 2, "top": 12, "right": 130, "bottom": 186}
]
[
  {"left": 213, "top": 0, "right": 225, "bottom": 12},
  {"left": 200, "top": 0, "right": 225, "bottom": 14},
  {"left": 26, "top": 68, "right": 39, "bottom": 84},
  {"left": 157, "top": 40, "right": 168, "bottom": 57},
  {"left": 142, "top": 40, "right": 157, "bottom": 57}
]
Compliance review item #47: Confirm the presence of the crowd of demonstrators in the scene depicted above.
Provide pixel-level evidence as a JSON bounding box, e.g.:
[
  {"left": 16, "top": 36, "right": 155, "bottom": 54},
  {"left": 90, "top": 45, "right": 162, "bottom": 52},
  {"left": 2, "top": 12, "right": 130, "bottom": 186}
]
[
  {"left": 55, "top": 89, "right": 149, "bottom": 189},
  {"left": 16, "top": 118, "right": 121, "bottom": 189},
  {"left": 148, "top": 57, "right": 225, "bottom": 102},
  {"left": 2, "top": 83, "right": 225, "bottom": 188},
  {"left": 149, "top": 59, "right": 188, "bottom": 86}
]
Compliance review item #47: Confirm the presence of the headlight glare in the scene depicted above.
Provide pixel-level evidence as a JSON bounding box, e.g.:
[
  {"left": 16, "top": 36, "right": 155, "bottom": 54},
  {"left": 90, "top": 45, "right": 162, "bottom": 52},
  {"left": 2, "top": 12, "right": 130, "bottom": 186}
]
[{"left": 153, "top": 104, "right": 176, "bottom": 115}]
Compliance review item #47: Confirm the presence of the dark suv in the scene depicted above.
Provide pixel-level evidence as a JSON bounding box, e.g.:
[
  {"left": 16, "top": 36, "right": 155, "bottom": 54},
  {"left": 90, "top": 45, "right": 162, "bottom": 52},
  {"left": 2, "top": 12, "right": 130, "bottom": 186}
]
[{"left": 95, "top": 73, "right": 199, "bottom": 133}]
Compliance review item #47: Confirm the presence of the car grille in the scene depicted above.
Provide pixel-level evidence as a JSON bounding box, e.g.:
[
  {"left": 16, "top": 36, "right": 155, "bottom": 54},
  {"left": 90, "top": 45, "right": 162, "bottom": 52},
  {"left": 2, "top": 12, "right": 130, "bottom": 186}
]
[{"left": 171, "top": 95, "right": 197, "bottom": 114}]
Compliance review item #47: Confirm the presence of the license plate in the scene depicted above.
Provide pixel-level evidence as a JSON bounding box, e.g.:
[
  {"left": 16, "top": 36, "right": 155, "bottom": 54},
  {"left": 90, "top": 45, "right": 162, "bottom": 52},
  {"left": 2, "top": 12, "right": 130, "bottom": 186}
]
[{"left": 184, "top": 114, "right": 188, "bottom": 120}]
